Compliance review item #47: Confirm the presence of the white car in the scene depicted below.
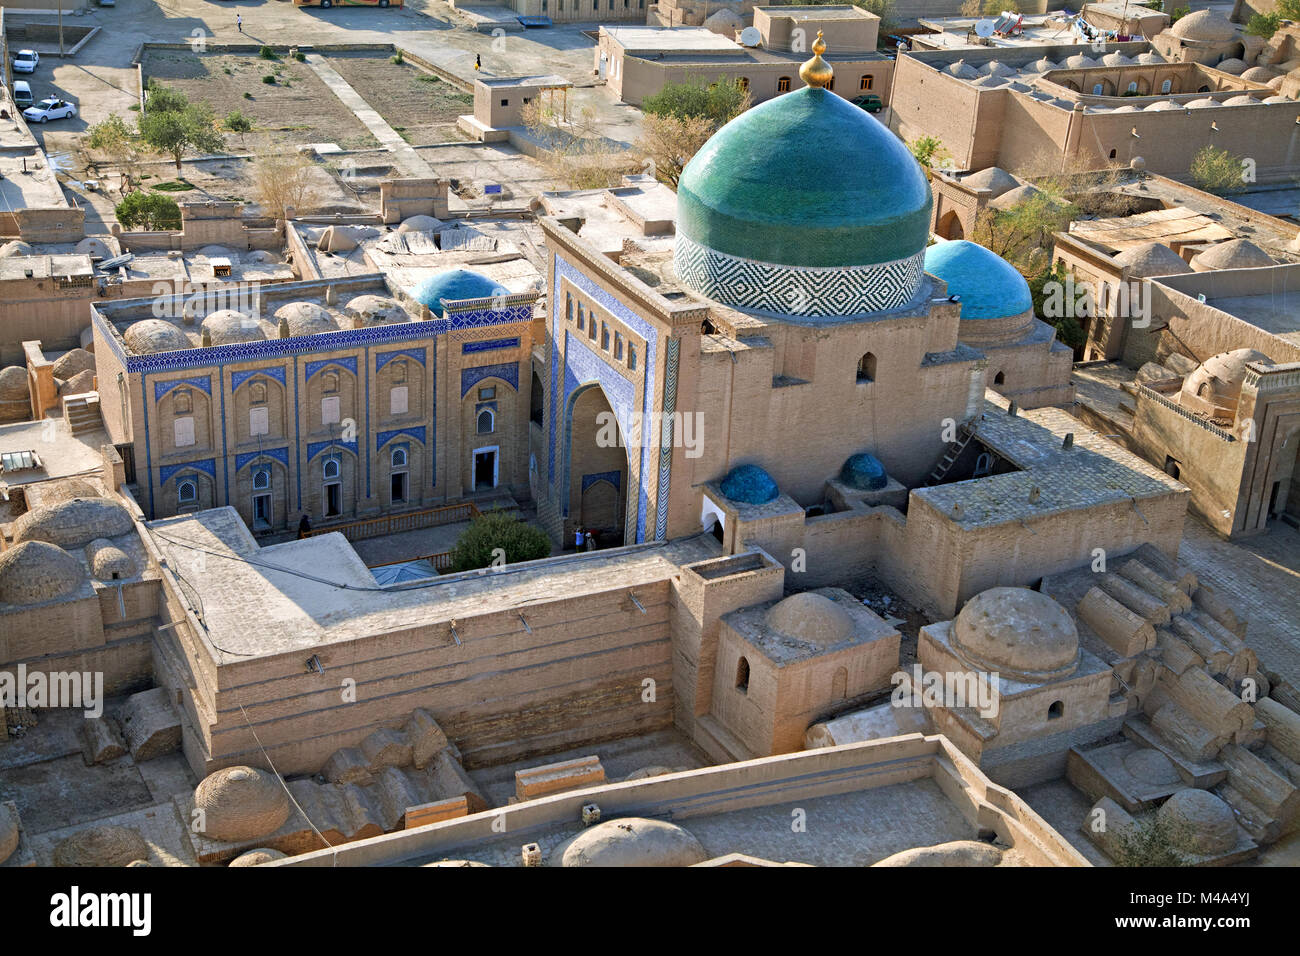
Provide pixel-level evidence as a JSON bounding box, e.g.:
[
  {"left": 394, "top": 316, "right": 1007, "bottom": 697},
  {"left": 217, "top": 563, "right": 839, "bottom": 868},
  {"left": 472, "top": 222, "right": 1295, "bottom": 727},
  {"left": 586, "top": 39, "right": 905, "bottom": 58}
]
[
  {"left": 12, "top": 50, "right": 38, "bottom": 74},
  {"left": 23, "top": 98, "right": 77, "bottom": 123}
]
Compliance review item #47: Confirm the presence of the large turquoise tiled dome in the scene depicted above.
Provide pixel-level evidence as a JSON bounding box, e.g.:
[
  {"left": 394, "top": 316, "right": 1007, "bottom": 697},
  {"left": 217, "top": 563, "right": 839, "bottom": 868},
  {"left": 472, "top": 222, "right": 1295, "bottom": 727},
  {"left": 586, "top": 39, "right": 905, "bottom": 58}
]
[
  {"left": 924, "top": 240, "right": 1033, "bottom": 321},
  {"left": 410, "top": 269, "right": 507, "bottom": 311},
  {"left": 673, "top": 49, "right": 932, "bottom": 319}
]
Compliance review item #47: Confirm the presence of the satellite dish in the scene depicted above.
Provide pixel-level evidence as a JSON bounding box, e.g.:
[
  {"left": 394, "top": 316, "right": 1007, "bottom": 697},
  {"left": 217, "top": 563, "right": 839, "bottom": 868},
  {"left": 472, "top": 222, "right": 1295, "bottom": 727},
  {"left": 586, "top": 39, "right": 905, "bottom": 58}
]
[
  {"left": 739, "top": 26, "right": 761, "bottom": 47},
  {"left": 974, "top": 18, "right": 996, "bottom": 37}
]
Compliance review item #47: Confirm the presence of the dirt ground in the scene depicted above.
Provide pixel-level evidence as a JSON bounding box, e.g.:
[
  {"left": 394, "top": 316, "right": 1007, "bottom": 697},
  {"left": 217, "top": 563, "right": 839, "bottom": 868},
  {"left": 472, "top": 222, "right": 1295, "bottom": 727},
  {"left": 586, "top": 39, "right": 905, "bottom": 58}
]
[
  {"left": 141, "top": 50, "right": 380, "bottom": 152},
  {"left": 325, "top": 53, "right": 473, "bottom": 147}
]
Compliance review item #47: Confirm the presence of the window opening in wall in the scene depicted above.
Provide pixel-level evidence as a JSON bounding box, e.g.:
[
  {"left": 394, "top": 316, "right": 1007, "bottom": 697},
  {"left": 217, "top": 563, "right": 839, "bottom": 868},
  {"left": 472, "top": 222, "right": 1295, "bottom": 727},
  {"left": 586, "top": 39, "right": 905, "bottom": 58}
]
[
  {"left": 857, "top": 352, "right": 876, "bottom": 383},
  {"left": 178, "top": 479, "right": 197, "bottom": 505},
  {"left": 1048, "top": 700, "right": 1064, "bottom": 720},
  {"left": 735, "top": 656, "right": 750, "bottom": 693}
]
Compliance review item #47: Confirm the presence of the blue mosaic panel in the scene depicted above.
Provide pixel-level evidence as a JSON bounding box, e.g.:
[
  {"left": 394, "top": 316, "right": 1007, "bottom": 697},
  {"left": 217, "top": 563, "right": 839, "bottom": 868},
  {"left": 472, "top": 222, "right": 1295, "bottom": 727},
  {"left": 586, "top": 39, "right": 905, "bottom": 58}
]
[
  {"left": 462, "top": 337, "right": 520, "bottom": 354},
  {"left": 376, "top": 347, "right": 426, "bottom": 372},
  {"left": 461, "top": 362, "right": 519, "bottom": 398},
  {"left": 234, "top": 447, "right": 289, "bottom": 472},
  {"left": 674, "top": 233, "right": 926, "bottom": 318},
  {"left": 159, "top": 458, "right": 216, "bottom": 485},
  {"left": 152, "top": 375, "right": 212, "bottom": 403},
  {"left": 307, "top": 439, "right": 358, "bottom": 461},
  {"left": 582, "top": 470, "right": 621, "bottom": 493},
  {"left": 655, "top": 337, "right": 680, "bottom": 541},
  {"left": 231, "top": 367, "right": 287, "bottom": 391},
  {"left": 376, "top": 426, "right": 426, "bottom": 450},
  {"left": 305, "top": 356, "right": 357, "bottom": 381},
  {"left": 550, "top": 255, "right": 660, "bottom": 543},
  {"left": 445, "top": 303, "right": 534, "bottom": 331}
]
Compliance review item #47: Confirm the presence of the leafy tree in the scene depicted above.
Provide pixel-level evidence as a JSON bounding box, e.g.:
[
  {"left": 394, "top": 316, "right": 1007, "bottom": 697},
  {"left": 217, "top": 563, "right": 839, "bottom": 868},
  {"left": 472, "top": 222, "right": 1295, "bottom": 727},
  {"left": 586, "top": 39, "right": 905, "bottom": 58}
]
[
  {"left": 637, "top": 112, "right": 714, "bottom": 187},
  {"left": 1247, "top": 12, "right": 1282, "bottom": 37},
  {"left": 138, "top": 84, "right": 225, "bottom": 174},
  {"left": 642, "top": 76, "right": 750, "bottom": 127},
  {"left": 970, "top": 185, "right": 1077, "bottom": 274},
  {"left": 1029, "top": 260, "right": 1085, "bottom": 351},
  {"left": 250, "top": 148, "right": 326, "bottom": 220},
  {"left": 86, "top": 114, "right": 146, "bottom": 193},
  {"left": 1170, "top": 5, "right": 1190, "bottom": 23},
  {"left": 114, "top": 192, "right": 182, "bottom": 231},
  {"left": 449, "top": 510, "right": 552, "bottom": 572},
  {"left": 908, "top": 135, "right": 952, "bottom": 176},
  {"left": 1190, "top": 144, "right": 1247, "bottom": 195},
  {"left": 222, "top": 110, "right": 253, "bottom": 146}
]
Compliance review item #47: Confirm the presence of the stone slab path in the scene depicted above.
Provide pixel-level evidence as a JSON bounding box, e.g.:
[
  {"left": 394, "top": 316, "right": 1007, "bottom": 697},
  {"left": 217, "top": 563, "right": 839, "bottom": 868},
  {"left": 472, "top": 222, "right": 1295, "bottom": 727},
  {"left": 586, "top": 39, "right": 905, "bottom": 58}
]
[{"left": 304, "top": 54, "right": 436, "bottom": 180}]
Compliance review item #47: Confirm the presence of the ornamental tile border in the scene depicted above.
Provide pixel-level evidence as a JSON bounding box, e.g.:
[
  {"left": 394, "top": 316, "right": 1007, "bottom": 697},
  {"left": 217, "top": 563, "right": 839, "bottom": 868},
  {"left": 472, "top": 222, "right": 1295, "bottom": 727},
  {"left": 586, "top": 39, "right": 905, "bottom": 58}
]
[
  {"left": 234, "top": 447, "right": 290, "bottom": 472},
  {"left": 376, "top": 347, "right": 427, "bottom": 372},
  {"left": 376, "top": 426, "right": 427, "bottom": 450},
  {"left": 152, "top": 375, "right": 213, "bottom": 403}
]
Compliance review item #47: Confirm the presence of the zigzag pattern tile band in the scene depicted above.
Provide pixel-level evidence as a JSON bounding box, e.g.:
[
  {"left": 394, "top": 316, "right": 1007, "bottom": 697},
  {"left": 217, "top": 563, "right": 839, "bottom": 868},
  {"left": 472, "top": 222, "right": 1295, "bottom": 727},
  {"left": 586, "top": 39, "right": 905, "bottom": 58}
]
[{"left": 674, "top": 234, "right": 925, "bottom": 318}]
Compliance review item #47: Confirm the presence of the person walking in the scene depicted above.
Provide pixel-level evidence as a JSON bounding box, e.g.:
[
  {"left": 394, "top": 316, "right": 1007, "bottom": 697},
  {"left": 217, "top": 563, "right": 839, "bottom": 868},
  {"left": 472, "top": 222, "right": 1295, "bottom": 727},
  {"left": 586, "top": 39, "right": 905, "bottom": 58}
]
[
  {"left": 584, "top": 531, "right": 596, "bottom": 551},
  {"left": 475, "top": 53, "right": 482, "bottom": 72},
  {"left": 573, "top": 527, "right": 584, "bottom": 551},
  {"left": 297, "top": 515, "right": 312, "bottom": 539},
  {"left": 236, "top": 14, "right": 243, "bottom": 33}
]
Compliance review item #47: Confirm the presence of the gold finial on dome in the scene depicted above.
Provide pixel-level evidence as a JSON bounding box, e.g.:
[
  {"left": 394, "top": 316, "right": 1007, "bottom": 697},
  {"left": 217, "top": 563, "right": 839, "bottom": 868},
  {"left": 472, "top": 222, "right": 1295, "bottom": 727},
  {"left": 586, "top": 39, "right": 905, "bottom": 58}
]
[{"left": 799, "top": 31, "right": 833, "bottom": 89}]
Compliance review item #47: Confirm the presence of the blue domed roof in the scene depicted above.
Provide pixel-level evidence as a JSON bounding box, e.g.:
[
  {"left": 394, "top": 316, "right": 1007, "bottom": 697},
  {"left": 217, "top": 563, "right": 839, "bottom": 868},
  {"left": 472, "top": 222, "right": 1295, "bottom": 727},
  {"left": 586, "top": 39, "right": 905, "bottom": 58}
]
[
  {"left": 410, "top": 269, "right": 507, "bottom": 310},
  {"left": 677, "top": 87, "right": 932, "bottom": 270},
  {"left": 720, "top": 464, "right": 779, "bottom": 505},
  {"left": 924, "top": 241, "right": 1033, "bottom": 321},
  {"left": 840, "top": 453, "right": 888, "bottom": 491}
]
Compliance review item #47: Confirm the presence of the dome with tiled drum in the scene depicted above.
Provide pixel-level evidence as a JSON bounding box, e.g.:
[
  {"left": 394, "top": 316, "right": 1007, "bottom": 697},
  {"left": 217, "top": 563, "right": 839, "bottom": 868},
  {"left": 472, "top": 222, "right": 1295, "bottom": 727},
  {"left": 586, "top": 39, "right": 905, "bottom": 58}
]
[
  {"left": 674, "top": 35, "right": 932, "bottom": 319},
  {"left": 411, "top": 269, "right": 507, "bottom": 312}
]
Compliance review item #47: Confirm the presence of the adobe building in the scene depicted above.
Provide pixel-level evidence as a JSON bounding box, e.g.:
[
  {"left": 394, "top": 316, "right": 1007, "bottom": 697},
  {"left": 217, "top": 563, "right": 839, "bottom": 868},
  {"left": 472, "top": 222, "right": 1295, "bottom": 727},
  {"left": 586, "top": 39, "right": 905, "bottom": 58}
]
[
  {"left": 597, "top": 9, "right": 892, "bottom": 107},
  {"left": 890, "top": 39, "right": 1300, "bottom": 182},
  {"left": 90, "top": 264, "right": 539, "bottom": 529},
  {"left": 457, "top": 75, "right": 574, "bottom": 142}
]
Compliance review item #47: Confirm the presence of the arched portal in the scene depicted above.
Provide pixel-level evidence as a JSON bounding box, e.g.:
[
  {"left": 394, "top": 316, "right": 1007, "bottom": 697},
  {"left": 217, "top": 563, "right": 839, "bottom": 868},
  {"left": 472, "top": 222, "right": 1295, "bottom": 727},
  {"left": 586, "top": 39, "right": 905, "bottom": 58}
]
[
  {"left": 937, "top": 210, "right": 964, "bottom": 240},
  {"left": 565, "top": 384, "right": 629, "bottom": 548}
]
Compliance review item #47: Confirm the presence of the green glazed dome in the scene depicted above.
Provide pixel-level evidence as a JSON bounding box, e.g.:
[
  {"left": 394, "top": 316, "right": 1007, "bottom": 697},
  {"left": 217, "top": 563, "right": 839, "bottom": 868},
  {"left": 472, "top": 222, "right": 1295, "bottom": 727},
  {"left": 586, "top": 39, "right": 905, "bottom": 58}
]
[{"left": 677, "top": 87, "right": 932, "bottom": 270}]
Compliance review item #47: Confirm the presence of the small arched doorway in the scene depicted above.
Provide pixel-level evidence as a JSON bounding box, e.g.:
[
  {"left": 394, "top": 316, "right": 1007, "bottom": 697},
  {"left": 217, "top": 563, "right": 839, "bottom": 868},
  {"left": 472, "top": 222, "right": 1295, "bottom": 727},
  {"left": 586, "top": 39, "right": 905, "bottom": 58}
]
[{"left": 565, "top": 383, "right": 629, "bottom": 547}]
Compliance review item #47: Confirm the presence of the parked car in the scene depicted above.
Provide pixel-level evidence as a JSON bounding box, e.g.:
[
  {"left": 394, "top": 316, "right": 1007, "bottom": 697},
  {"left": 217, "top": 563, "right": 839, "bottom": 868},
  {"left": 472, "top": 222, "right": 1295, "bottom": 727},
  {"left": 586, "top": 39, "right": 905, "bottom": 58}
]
[
  {"left": 98, "top": 0, "right": 115, "bottom": 6},
  {"left": 13, "top": 50, "right": 39, "bottom": 74},
  {"left": 23, "top": 98, "right": 77, "bottom": 123},
  {"left": 11, "top": 81, "right": 34, "bottom": 110},
  {"left": 851, "top": 93, "right": 884, "bottom": 114}
]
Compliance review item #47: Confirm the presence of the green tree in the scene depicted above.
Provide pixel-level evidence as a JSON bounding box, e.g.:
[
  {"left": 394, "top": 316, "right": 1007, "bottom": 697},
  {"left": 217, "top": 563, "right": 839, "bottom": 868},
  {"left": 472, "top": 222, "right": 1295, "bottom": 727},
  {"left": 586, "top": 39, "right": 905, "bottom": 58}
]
[
  {"left": 114, "top": 192, "right": 182, "bottom": 231},
  {"left": 139, "top": 84, "right": 225, "bottom": 174},
  {"left": 1190, "top": 144, "right": 1247, "bottom": 195},
  {"left": 86, "top": 113, "right": 146, "bottom": 193},
  {"left": 641, "top": 76, "right": 751, "bottom": 127},
  {"left": 637, "top": 112, "right": 714, "bottom": 187},
  {"left": 1112, "top": 813, "right": 1192, "bottom": 867},
  {"left": 222, "top": 110, "right": 254, "bottom": 146},
  {"left": 1247, "top": 12, "right": 1282, "bottom": 37},
  {"left": 970, "top": 185, "right": 1077, "bottom": 274},
  {"left": 449, "top": 510, "right": 552, "bottom": 573},
  {"left": 1170, "top": 5, "right": 1190, "bottom": 23},
  {"left": 1029, "top": 260, "right": 1085, "bottom": 352},
  {"left": 908, "top": 135, "right": 951, "bottom": 176}
]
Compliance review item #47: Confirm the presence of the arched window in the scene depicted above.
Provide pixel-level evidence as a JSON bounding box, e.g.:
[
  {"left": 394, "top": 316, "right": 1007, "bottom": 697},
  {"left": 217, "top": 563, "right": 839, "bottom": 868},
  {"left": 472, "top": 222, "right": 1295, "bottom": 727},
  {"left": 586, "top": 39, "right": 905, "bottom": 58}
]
[
  {"left": 778, "top": 76, "right": 791, "bottom": 93},
  {"left": 1109, "top": 148, "right": 1117, "bottom": 159},
  {"left": 993, "top": 371, "right": 1006, "bottom": 385},
  {"left": 391, "top": 359, "right": 407, "bottom": 385},
  {"left": 477, "top": 408, "right": 495, "bottom": 434},
  {"left": 249, "top": 382, "right": 266, "bottom": 405},
  {"left": 601, "top": 323, "right": 610, "bottom": 350},
  {"left": 1127, "top": 81, "right": 1138, "bottom": 93},
  {"left": 1048, "top": 700, "right": 1064, "bottom": 720},
  {"left": 735, "top": 656, "right": 750, "bottom": 694},
  {"left": 857, "top": 352, "right": 877, "bottom": 383},
  {"left": 178, "top": 479, "right": 197, "bottom": 504},
  {"left": 391, "top": 446, "right": 408, "bottom": 468},
  {"left": 323, "top": 458, "right": 341, "bottom": 480},
  {"left": 1161, "top": 79, "right": 1172, "bottom": 94},
  {"left": 253, "top": 468, "right": 271, "bottom": 491},
  {"left": 1092, "top": 83, "right": 1104, "bottom": 95},
  {"left": 577, "top": 302, "right": 585, "bottom": 331},
  {"left": 566, "top": 293, "right": 573, "bottom": 322},
  {"left": 322, "top": 371, "right": 339, "bottom": 394},
  {"left": 627, "top": 344, "right": 637, "bottom": 371},
  {"left": 173, "top": 387, "right": 192, "bottom": 414},
  {"left": 1197, "top": 382, "right": 1210, "bottom": 398}
]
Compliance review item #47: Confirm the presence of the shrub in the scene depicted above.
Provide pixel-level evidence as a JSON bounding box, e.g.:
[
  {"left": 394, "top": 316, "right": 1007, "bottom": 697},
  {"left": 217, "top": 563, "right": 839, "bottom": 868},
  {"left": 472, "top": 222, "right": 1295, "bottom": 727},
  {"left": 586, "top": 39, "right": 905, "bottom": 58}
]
[
  {"left": 449, "top": 511, "right": 552, "bottom": 573},
  {"left": 642, "top": 76, "right": 750, "bottom": 126},
  {"left": 293, "top": 51, "right": 306, "bottom": 62},
  {"left": 392, "top": 50, "right": 404, "bottom": 65},
  {"left": 243, "top": 92, "right": 253, "bottom": 100},
  {"left": 114, "top": 192, "right": 182, "bottom": 231},
  {"left": 262, "top": 75, "right": 276, "bottom": 85},
  {"left": 1247, "top": 12, "right": 1282, "bottom": 37},
  {"left": 259, "top": 46, "right": 278, "bottom": 60},
  {"left": 1190, "top": 144, "right": 1248, "bottom": 195}
]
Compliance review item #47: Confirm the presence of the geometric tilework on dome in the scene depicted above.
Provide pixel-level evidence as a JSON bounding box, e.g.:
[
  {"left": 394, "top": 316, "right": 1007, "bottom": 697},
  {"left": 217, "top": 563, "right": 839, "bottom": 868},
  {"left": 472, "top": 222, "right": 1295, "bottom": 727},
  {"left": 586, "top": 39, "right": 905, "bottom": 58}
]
[
  {"left": 305, "top": 356, "right": 357, "bottom": 381},
  {"left": 673, "top": 233, "right": 925, "bottom": 318},
  {"left": 231, "top": 367, "right": 287, "bottom": 391},
  {"left": 234, "top": 447, "right": 289, "bottom": 472},
  {"left": 153, "top": 376, "right": 213, "bottom": 402},
  {"left": 376, "top": 347, "right": 426, "bottom": 371},
  {"left": 462, "top": 337, "right": 520, "bottom": 354},
  {"left": 460, "top": 362, "right": 519, "bottom": 397},
  {"left": 376, "top": 426, "right": 426, "bottom": 451},
  {"left": 307, "top": 439, "right": 358, "bottom": 461},
  {"left": 159, "top": 458, "right": 216, "bottom": 486}
]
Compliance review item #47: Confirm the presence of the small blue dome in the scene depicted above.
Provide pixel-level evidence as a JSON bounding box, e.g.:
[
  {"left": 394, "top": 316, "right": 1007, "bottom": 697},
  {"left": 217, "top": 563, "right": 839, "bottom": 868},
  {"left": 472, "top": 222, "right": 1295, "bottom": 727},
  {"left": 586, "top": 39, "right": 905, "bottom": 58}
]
[
  {"left": 410, "top": 269, "right": 507, "bottom": 310},
  {"left": 924, "top": 240, "right": 1033, "bottom": 321},
  {"left": 720, "top": 464, "right": 779, "bottom": 505},
  {"left": 840, "top": 453, "right": 888, "bottom": 491}
]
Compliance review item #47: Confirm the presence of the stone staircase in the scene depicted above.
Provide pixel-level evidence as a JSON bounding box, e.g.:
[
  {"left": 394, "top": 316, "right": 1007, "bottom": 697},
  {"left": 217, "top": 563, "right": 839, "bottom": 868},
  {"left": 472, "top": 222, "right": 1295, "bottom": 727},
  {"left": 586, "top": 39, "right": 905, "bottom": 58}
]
[
  {"left": 63, "top": 393, "right": 102, "bottom": 436},
  {"left": 1045, "top": 543, "right": 1300, "bottom": 848}
]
